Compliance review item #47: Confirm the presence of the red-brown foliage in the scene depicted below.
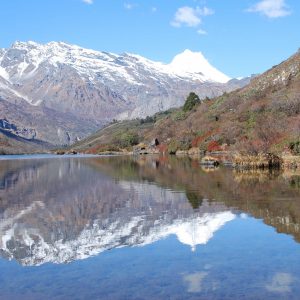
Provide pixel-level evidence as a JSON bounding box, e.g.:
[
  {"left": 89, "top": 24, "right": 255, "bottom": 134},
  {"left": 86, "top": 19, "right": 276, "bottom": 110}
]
[
  {"left": 207, "top": 141, "right": 222, "bottom": 152},
  {"left": 157, "top": 144, "right": 168, "bottom": 154}
]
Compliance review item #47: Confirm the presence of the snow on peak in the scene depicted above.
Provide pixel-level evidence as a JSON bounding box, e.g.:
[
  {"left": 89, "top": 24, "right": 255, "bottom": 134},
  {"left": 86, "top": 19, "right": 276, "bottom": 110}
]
[
  {"left": 168, "top": 49, "right": 230, "bottom": 83},
  {"left": 7, "top": 42, "right": 230, "bottom": 83}
]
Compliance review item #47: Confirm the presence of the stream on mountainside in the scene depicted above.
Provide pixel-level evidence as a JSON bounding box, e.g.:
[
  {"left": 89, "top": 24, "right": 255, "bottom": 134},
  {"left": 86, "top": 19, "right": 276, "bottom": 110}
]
[{"left": 0, "top": 155, "right": 300, "bottom": 299}]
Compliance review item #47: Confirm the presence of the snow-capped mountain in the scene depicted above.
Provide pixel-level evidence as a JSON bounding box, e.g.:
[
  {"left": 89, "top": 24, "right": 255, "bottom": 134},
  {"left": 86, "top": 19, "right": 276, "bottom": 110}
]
[
  {"left": 169, "top": 49, "right": 230, "bottom": 83},
  {"left": 0, "top": 41, "right": 249, "bottom": 145}
]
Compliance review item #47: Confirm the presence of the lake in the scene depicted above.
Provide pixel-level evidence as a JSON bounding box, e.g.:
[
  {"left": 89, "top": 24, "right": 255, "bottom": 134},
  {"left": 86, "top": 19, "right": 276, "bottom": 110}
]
[{"left": 0, "top": 155, "right": 300, "bottom": 299}]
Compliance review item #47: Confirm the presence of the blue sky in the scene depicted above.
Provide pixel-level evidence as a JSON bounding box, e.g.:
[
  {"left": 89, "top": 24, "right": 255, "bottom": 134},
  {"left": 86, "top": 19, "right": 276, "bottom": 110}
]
[{"left": 0, "top": 0, "right": 299, "bottom": 77}]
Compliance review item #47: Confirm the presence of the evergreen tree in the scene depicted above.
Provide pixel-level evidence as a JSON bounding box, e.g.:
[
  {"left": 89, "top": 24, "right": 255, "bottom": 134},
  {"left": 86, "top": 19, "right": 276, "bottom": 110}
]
[{"left": 183, "top": 92, "right": 200, "bottom": 112}]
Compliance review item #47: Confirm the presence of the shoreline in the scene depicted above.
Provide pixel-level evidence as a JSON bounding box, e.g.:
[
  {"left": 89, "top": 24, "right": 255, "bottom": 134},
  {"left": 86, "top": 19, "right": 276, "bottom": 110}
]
[
  {"left": 0, "top": 153, "right": 112, "bottom": 161},
  {"left": 1, "top": 150, "right": 300, "bottom": 170}
]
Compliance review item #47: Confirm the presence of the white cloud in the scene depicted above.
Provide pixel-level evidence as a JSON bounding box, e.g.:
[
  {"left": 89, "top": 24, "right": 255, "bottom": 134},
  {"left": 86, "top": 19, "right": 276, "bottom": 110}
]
[
  {"left": 198, "top": 7, "right": 214, "bottom": 17},
  {"left": 240, "top": 213, "right": 248, "bottom": 219},
  {"left": 183, "top": 272, "right": 208, "bottom": 293},
  {"left": 82, "top": 0, "right": 93, "bottom": 4},
  {"left": 171, "top": 6, "right": 214, "bottom": 28},
  {"left": 266, "top": 273, "right": 294, "bottom": 293},
  {"left": 124, "top": 3, "right": 135, "bottom": 10},
  {"left": 247, "top": 0, "right": 291, "bottom": 18},
  {"left": 171, "top": 7, "right": 201, "bottom": 27},
  {"left": 197, "top": 29, "right": 207, "bottom": 35}
]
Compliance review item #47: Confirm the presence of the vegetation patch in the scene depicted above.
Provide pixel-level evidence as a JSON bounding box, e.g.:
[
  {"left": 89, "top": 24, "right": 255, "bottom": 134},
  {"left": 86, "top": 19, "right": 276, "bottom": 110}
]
[
  {"left": 289, "top": 141, "right": 300, "bottom": 155},
  {"left": 172, "top": 110, "right": 187, "bottom": 121},
  {"left": 113, "top": 131, "right": 140, "bottom": 149}
]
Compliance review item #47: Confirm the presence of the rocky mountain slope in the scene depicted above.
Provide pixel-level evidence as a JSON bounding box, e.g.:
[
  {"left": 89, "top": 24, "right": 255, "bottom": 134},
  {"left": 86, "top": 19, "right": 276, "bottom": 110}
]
[
  {"left": 0, "top": 128, "right": 48, "bottom": 154},
  {"left": 0, "top": 41, "right": 249, "bottom": 150},
  {"left": 72, "top": 49, "right": 300, "bottom": 156}
]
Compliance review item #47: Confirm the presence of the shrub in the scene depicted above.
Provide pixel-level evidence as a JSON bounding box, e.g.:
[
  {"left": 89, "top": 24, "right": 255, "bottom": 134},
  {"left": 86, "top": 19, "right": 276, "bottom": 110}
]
[
  {"left": 270, "top": 96, "right": 300, "bottom": 116},
  {"left": 140, "top": 116, "right": 156, "bottom": 124},
  {"left": 172, "top": 111, "right": 186, "bottom": 121},
  {"left": 207, "top": 141, "right": 222, "bottom": 152},
  {"left": 167, "top": 139, "right": 180, "bottom": 154},
  {"left": 178, "top": 136, "right": 193, "bottom": 151},
  {"left": 289, "top": 141, "right": 300, "bottom": 155},
  {"left": 114, "top": 132, "right": 139, "bottom": 148}
]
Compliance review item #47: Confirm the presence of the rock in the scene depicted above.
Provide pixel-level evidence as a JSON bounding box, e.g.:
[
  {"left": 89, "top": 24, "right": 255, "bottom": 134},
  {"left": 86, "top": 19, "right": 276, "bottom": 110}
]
[
  {"left": 150, "top": 138, "right": 160, "bottom": 147},
  {"left": 133, "top": 143, "right": 159, "bottom": 155},
  {"left": 56, "top": 151, "right": 65, "bottom": 155},
  {"left": 282, "top": 154, "right": 300, "bottom": 169},
  {"left": 175, "top": 147, "right": 201, "bottom": 156},
  {"left": 200, "top": 156, "right": 220, "bottom": 166},
  {"left": 188, "top": 147, "right": 201, "bottom": 156},
  {"left": 133, "top": 143, "right": 148, "bottom": 154},
  {"left": 176, "top": 150, "right": 189, "bottom": 156}
]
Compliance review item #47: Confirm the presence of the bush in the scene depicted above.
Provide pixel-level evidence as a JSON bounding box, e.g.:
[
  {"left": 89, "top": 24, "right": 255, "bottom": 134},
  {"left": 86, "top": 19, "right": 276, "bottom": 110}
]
[
  {"left": 114, "top": 132, "right": 139, "bottom": 148},
  {"left": 103, "top": 145, "right": 120, "bottom": 152},
  {"left": 167, "top": 139, "right": 180, "bottom": 154},
  {"left": 167, "top": 137, "right": 193, "bottom": 154},
  {"left": 289, "top": 141, "right": 300, "bottom": 155},
  {"left": 140, "top": 116, "right": 156, "bottom": 124},
  {"left": 207, "top": 141, "right": 222, "bottom": 152},
  {"left": 270, "top": 97, "right": 300, "bottom": 116},
  {"left": 183, "top": 92, "right": 200, "bottom": 112},
  {"left": 172, "top": 111, "right": 186, "bottom": 121},
  {"left": 178, "top": 136, "right": 193, "bottom": 150}
]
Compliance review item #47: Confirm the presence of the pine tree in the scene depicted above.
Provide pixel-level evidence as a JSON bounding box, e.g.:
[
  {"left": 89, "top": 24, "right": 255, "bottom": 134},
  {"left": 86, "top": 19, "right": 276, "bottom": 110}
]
[{"left": 183, "top": 92, "right": 200, "bottom": 112}]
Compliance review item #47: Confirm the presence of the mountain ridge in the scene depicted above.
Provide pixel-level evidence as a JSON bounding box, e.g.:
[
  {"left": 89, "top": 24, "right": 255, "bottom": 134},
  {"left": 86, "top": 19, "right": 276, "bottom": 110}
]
[{"left": 0, "top": 41, "right": 250, "bottom": 152}]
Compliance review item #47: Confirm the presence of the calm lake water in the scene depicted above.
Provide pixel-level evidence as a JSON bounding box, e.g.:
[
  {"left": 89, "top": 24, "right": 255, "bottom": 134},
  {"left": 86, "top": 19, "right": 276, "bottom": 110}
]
[{"left": 0, "top": 155, "right": 300, "bottom": 299}]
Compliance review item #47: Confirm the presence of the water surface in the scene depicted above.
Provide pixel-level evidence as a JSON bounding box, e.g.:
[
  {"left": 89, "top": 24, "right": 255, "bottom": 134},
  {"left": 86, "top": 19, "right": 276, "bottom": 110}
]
[{"left": 0, "top": 155, "right": 300, "bottom": 299}]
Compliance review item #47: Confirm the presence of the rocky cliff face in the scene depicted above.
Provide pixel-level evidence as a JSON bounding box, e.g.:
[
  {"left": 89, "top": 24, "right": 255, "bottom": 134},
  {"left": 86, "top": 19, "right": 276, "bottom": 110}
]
[
  {"left": 0, "top": 118, "right": 36, "bottom": 139},
  {"left": 0, "top": 41, "right": 249, "bottom": 146}
]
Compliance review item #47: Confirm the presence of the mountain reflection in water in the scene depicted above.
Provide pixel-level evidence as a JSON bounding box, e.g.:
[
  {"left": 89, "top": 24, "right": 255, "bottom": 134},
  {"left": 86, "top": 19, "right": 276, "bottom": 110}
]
[
  {"left": 0, "top": 157, "right": 234, "bottom": 265},
  {"left": 0, "top": 156, "right": 299, "bottom": 267},
  {"left": 1, "top": 155, "right": 300, "bottom": 299}
]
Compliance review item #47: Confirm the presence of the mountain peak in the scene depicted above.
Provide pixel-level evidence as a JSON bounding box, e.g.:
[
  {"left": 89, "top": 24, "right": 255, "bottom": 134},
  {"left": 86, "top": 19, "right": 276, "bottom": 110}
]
[
  {"left": 180, "top": 48, "right": 205, "bottom": 56},
  {"left": 11, "top": 41, "right": 80, "bottom": 52},
  {"left": 169, "top": 49, "right": 230, "bottom": 83},
  {"left": 12, "top": 40, "right": 40, "bottom": 49}
]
